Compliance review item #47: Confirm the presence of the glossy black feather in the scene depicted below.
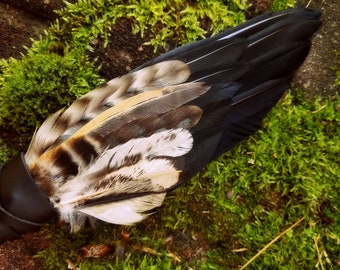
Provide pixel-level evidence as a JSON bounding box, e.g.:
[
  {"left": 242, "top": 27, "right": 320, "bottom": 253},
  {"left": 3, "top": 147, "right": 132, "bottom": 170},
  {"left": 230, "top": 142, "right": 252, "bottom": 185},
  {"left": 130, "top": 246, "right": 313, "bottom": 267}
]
[
  {"left": 87, "top": 8, "right": 321, "bottom": 201},
  {"left": 0, "top": 8, "right": 322, "bottom": 240},
  {"left": 141, "top": 8, "right": 321, "bottom": 184}
]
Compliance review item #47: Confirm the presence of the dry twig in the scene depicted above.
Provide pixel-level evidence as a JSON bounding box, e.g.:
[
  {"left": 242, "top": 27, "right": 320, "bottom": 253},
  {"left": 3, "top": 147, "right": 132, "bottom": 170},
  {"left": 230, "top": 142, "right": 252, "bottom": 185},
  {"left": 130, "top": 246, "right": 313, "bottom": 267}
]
[{"left": 239, "top": 217, "right": 306, "bottom": 270}]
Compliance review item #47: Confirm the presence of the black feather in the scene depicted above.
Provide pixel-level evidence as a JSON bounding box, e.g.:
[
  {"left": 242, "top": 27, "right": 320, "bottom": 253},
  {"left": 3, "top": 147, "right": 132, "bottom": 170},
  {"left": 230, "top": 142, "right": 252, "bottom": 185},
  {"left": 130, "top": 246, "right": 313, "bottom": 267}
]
[
  {"left": 0, "top": 7, "right": 322, "bottom": 238},
  {"left": 84, "top": 8, "right": 321, "bottom": 201}
]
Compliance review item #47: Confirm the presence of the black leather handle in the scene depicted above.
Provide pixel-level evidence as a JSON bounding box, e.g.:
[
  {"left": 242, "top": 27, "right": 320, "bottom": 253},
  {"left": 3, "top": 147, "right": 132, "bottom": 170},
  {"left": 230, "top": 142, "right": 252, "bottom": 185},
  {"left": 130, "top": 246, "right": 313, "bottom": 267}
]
[{"left": 0, "top": 153, "right": 57, "bottom": 243}]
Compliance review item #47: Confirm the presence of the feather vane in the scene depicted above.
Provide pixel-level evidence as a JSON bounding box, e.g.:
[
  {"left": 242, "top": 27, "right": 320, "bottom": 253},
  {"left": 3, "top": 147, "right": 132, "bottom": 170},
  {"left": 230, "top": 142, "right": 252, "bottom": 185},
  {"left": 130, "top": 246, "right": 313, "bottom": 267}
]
[
  {"left": 53, "top": 129, "right": 192, "bottom": 230},
  {"left": 14, "top": 8, "right": 320, "bottom": 233},
  {"left": 25, "top": 60, "right": 190, "bottom": 165}
]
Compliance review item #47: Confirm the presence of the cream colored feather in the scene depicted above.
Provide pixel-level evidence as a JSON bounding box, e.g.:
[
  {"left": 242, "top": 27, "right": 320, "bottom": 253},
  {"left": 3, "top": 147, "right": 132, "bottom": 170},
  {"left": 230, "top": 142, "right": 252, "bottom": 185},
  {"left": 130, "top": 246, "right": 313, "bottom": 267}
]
[{"left": 53, "top": 129, "right": 193, "bottom": 231}]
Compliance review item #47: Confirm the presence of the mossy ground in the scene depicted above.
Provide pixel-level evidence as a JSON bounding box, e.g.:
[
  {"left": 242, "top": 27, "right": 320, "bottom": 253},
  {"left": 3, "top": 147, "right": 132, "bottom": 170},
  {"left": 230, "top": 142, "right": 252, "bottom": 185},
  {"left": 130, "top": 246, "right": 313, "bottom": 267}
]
[
  {"left": 0, "top": 0, "right": 339, "bottom": 269},
  {"left": 35, "top": 92, "right": 340, "bottom": 269}
]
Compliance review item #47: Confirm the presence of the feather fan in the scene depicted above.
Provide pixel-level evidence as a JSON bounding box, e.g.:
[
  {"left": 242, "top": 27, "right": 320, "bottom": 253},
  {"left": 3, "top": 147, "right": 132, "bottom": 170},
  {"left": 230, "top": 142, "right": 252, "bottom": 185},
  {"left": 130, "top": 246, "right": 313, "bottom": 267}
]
[{"left": 0, "top": 7, "right": 321, "bottom": 241}]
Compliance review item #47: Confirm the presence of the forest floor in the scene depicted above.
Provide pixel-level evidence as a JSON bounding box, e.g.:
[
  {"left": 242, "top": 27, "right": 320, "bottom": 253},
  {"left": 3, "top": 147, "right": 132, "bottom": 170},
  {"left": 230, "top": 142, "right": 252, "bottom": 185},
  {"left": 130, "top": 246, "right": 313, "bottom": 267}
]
[{"left": 0, "top": 0, "right": 339, "bottom": 269}]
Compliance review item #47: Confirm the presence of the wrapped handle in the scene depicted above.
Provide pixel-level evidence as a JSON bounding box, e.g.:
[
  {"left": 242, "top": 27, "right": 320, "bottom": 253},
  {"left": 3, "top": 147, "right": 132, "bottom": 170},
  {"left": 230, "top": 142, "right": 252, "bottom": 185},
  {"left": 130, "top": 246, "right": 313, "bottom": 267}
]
[{"left": 0, "top": 153, "right": 57, "bottom": 243}]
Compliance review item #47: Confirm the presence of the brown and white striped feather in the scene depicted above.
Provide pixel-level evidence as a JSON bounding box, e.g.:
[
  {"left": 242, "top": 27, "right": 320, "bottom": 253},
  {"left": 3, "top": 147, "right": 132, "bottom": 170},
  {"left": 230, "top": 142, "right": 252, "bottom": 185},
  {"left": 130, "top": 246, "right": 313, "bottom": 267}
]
[
  {"left": 24, "top": 60, "right": 207, "bottom": 230},
  {"left": 27, "top": 82, "right": 206, "bottom": 194},
  {"left": 25, "top": 60, "right": 190, "bottom": 165},
  {"left": 53, "top": 128, "right": 193, "bottom": 231}
]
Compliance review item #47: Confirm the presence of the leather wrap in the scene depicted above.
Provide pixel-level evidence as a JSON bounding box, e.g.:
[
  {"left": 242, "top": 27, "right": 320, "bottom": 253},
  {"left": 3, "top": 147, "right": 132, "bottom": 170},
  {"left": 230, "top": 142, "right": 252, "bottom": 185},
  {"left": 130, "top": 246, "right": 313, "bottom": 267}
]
[{"left": 0, "top": 153, "right": 57, "bottom": 242}]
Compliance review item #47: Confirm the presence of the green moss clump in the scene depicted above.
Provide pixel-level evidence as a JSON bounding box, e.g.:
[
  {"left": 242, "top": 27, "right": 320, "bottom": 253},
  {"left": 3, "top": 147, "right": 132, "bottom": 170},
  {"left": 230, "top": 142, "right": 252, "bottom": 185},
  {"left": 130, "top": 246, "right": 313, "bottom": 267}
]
[
  {"left": 36, "top": 93, "right": 340, "bottom": 269},
  {"left": 202, "top": 92, "right": 340, "bottom": 269},
  {"left": 271, "top": 0, "right": 296, "bottom": 11},
  {"left": 0, "top": 52, "right": 102, "bottom": 151},
  {"left": 54, "top": 0, "right": 248, "bottom": 50},
  {"left": 0, "top": 137, "right": 15, "bottom": 163}
]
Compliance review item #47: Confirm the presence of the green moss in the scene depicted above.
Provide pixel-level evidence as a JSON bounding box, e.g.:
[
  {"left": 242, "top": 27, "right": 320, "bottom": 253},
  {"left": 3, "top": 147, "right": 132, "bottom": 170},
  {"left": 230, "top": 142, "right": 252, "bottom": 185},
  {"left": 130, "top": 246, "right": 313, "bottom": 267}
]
[
  {"left": 202, "top": 92, "right": 340, "bottom": 269},
  {"left": 271, "top": 0, "right": 296, "bottom": 11},
  {"left": 0, "top": 52, "right": 102, "bottom": 151},
  {"left": 1, "top": 0, "right": 338, "bottom": 269},
  {"left": 54, "top": 0, "right": 248, "bottom": 50},
  {"left": 0, "top": 137, "right": 16, "bottom": 163},
  {"left": 35, "top": 93, "right": 340, "bottom": 270}
]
